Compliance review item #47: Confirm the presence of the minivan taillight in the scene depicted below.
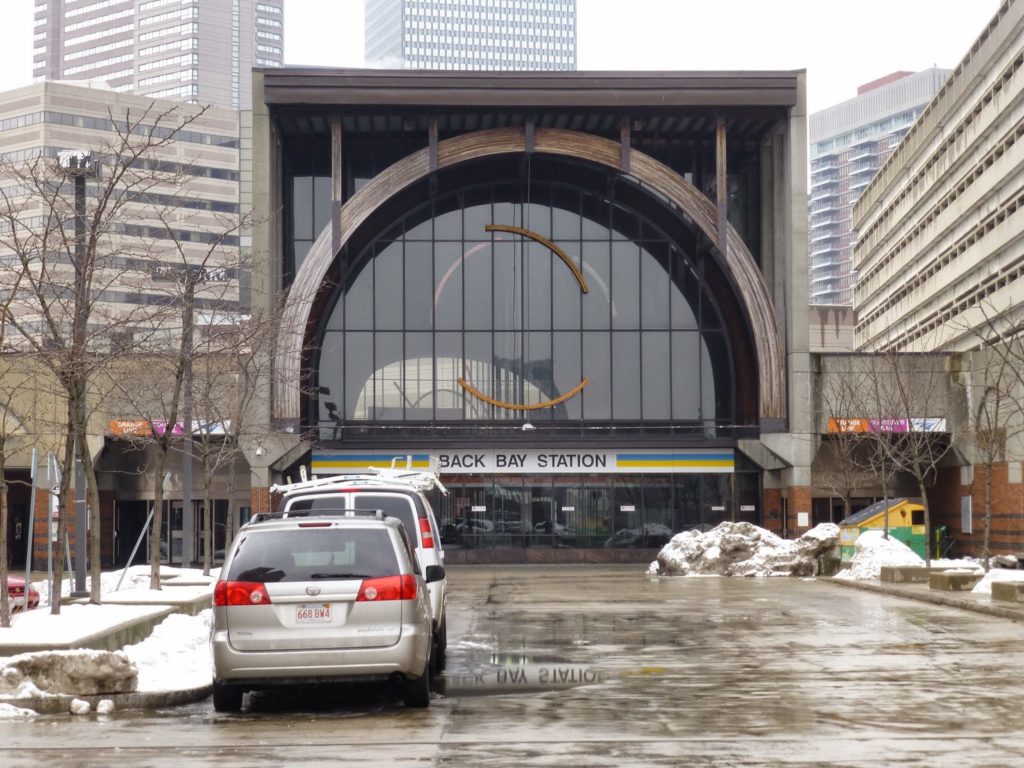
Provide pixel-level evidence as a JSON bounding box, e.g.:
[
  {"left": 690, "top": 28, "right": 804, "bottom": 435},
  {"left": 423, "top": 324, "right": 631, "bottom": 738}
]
[
  {"left": 356, "top": 574, "right": 418, "bottom": 602},
  {"left": 214, "top": 581, "right": 272, "bottom": 606},
  {"left": 418, "top": 517, "right": 434, "bottom": 548}
]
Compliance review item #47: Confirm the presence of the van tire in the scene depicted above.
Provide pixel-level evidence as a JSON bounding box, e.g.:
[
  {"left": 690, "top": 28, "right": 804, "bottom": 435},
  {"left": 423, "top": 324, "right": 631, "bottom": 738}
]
[
  {"left": 403, "top": 671, "right": 431, "bottom": 708},
  {"left": 212, "top": 681, "right": 243, "bottom": 712},
  {"left": 433, "top": 618, "right": 447, "bottom": 672}
]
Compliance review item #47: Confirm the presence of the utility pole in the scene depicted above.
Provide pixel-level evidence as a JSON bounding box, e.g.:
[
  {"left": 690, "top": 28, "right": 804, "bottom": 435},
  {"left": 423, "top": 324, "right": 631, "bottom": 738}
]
[{"left": 59, "top": 149, "right": 98, "bottom": 597}]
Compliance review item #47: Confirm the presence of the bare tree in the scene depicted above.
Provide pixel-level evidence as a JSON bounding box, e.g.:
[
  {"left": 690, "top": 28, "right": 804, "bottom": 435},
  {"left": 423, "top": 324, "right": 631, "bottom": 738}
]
[
  {"left": 0, "top": 101, "right": 218, "bottom": 607},
  {"left": 101, "top": 203, "right": 255, "bottom": 588},
  {"left": 864, "top": 352, "right": 953, "bottom": 565},
  {"left": 816, "top": 357, "right": 878, "bottom": 522},
  {"left": 188, "top": 299, "right": 289, "bottom": 575},
  {"left": 957, "top": 305, "right": 1024, "bottom": 569}
]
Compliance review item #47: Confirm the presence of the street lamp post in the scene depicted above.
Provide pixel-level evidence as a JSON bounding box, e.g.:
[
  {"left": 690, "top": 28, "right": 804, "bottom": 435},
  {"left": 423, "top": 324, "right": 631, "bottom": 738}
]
[{"left": 58, "top": 149, "right": 98, "bottom": 598}]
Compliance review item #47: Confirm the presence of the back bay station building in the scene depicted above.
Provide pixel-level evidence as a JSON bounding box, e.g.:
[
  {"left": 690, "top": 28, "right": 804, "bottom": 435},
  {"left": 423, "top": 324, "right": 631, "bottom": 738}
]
[{"left": 247, "top": 67, "right": 813, "bottom": 560}]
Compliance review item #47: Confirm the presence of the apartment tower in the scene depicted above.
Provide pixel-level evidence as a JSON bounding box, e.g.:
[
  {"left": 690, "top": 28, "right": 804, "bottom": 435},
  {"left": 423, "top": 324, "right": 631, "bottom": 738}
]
[
  {"left": 808, "top": 69, "right": 948, "bottom": 305},
  {"left": 365, "top": 0, "right": 576, "bottom": 70},
  {"left": 32, "top": 0, "right": 284, "bottom": 109}
]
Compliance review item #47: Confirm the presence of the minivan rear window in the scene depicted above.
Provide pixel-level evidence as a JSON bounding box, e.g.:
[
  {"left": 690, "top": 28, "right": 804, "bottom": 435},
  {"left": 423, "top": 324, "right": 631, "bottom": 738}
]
[{"left": 228, "top": 529, "right": 399, "bottom": 582}]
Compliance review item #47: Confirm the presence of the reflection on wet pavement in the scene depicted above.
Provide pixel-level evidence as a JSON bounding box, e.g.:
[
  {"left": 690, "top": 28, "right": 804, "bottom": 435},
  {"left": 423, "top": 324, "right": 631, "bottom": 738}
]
[{"left": 3, "top": 564, "right": 1024, "bottom": 767}]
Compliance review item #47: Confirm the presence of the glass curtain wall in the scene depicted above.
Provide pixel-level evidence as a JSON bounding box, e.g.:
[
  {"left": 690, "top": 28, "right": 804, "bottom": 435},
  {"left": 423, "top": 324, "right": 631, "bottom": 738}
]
[
  {"left": 315, "top": 178, "right": 735, "bottom": 439},
  {"left": 426, "top": 470, "right": 759, "bottom": 550}
]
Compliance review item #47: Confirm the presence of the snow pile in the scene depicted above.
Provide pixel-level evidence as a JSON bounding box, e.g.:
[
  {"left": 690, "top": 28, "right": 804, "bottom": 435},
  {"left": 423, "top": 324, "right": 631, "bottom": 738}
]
[
  {"left": 649, "top": 521, "right": 840, "bottom": 577},
  {"left": 32, "top": 565, "right": 218, "bottom": 608},
  {"left": 122, "top": 609, "right": 212, "bottom": 692},
  {"left": 0, "top": 649, "right": 137, "bottom": 697},
  {"left": 833, "top": 530, "right": 985, "bottom": 581},
  {"left": 833, "top": 530, "right": 923, "bottom": 580},
  {"left": 0, "top": 702, "right": 36, "bottom": 719},
  {"left": 971, "top": 567, "right": 1024, "bottom": 596},
  {"left": 0, "top": 608, "right": 212, "bottom": 713}
]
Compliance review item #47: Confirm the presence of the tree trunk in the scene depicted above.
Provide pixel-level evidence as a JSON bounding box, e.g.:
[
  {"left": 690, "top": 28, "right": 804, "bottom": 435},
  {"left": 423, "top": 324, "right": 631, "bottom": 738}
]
[
  {"left": 52, "top": 418, "right": 75, "bottom": 615},
  {"left": 0, "top": 443, "right": 11, "bottom": 628},
  {"left": 73, "top": 395, "right": 104, "bottom": 604},
  {"left": 983, "top": 462, "right": 993, "bottom": 572},
  {"left": 203, "top": 490, "right": 213, "bottom": 576},
  {"left": 918, "top": 475, "right": 932, "bottom": 566},
  {"left": 148, "top": 445, "right": 170, "bottom": 590}
]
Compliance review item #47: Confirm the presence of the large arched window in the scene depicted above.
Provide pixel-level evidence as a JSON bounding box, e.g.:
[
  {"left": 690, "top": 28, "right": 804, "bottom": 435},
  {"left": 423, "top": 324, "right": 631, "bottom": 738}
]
[{"left": 314, "top": 172, "right": 736, "bottom": 439}]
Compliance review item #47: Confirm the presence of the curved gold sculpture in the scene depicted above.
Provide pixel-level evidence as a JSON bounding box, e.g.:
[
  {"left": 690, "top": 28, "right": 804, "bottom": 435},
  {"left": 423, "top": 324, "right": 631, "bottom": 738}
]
[
  {"left": 457, "top": 377, "right": 589, "bottom": 411},
  {"left": 484, "top": 224, "right": 589, "bottom": 294}
]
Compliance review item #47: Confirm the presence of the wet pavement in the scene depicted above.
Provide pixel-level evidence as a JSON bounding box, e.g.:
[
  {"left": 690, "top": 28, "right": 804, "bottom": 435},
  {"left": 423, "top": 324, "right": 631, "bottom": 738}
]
[{"left": 3, "top": 564, "right": 1024, "bottom": 767}]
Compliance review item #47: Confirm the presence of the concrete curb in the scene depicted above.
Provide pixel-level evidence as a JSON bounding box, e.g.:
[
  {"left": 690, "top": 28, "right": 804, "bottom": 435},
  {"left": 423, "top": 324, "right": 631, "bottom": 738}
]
[
  {"left": 1, "top": 684, "right": 212, "bottom": 715},
  {"left": 825, "top": 577, "right": 1024, "bottom": 622}
]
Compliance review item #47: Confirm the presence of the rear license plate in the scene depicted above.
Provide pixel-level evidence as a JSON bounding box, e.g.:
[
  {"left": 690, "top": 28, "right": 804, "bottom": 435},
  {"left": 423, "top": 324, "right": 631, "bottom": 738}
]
[{"left": 296, "top": 603, "right": 331, "bottom": 624}]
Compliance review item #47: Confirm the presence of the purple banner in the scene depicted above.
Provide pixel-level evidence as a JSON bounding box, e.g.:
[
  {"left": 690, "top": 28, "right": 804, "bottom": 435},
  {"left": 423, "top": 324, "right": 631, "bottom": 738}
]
[{"left": 869, "top": 418, "right": 909, "bottom": 433}]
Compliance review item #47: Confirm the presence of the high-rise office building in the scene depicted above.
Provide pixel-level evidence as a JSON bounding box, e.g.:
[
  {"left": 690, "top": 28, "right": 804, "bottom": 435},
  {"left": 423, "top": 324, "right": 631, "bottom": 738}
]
[
  {"left": 32, "top": 0, "right": 284, "bottom": 109},
  {"left": 364, "top": 0, "right": 576, "bottom": 70},
  {"left": 808, "top": 69, "right": 948, "bottom": 305}
]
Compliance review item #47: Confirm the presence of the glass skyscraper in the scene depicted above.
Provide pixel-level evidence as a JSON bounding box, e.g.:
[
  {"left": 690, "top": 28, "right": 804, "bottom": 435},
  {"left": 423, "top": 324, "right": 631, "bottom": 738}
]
[
  {"left": 365, "top": 0, "right": 576, "bottom": 70},
  {"left": 32, "top": 0, "right": 284, "bottom": 109}
]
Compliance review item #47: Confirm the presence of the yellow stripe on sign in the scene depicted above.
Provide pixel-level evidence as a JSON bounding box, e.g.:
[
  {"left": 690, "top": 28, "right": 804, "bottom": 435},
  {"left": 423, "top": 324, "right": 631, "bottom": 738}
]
[{"left": 616, "top": 460, "right": 734, "bottom": 468}]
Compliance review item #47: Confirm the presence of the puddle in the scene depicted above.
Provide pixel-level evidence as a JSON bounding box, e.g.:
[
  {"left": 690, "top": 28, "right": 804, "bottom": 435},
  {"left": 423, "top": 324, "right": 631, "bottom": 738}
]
[{"left": 440, "top": 662, "right": 603, "bottom": 696}]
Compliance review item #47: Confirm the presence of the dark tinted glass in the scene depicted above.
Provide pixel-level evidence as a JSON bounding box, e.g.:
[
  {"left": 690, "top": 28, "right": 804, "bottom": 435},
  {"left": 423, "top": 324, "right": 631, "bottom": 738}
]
[
  {"left": 228, "top": 528, "right": 398, "bottom": 582},
  {"left": 321, "top": 180, "right": 737, "bottom": 427},
  {"left": 353, "top": 494, "right": 419, "bottom": 545}
]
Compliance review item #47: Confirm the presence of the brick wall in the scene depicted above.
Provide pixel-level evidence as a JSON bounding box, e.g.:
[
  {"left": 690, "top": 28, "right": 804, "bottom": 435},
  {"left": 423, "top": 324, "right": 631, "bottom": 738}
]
[
  {"left": 762, "top": 488, "right": 783, "bottom": 536},
  {"left": 786, "top": 486, "right": 813, "bottom": 538},
  {"left": 952, "top": 462, "right": 1024, "bottom": 557},
  {"left": 250, "top": 486, "right": 271, "bottom": 516}
]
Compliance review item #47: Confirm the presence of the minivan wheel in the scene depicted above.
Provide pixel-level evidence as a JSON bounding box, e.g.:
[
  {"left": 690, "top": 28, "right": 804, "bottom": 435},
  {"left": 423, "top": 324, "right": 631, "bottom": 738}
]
[
  {"left": 403, "top": 667, "right": 431, "bottom": 708},
  {"left": 212, "top": 681, "right": 243, "bottom": 712}
]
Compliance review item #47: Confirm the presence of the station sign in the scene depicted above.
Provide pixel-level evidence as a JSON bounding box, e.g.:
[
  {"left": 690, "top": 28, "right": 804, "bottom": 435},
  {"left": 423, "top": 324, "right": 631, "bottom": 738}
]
[{"left": 312, "top": 448, "right": 735, "bottom": 475}]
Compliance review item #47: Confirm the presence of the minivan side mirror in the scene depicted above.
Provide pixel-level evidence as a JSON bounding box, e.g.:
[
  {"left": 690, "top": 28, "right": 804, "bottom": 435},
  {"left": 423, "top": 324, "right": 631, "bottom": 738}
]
[{"left": 424, "top": 564, "right": 445, "bottom": 583}]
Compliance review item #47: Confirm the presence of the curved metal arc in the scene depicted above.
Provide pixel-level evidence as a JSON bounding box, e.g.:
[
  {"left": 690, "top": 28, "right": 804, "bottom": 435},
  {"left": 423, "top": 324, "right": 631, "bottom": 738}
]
[
  {"left": 457, "top": 376, "right": 589, "bottom": 412},
  {"left": 484, "top": 224, "right": 590, "bottom": 294}
]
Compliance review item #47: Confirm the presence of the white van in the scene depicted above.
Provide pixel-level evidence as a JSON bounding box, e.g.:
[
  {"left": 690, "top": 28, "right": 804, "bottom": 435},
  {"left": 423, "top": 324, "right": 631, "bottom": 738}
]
[{"left": 271, "top": 468, "right": 449, "bottom": 671}]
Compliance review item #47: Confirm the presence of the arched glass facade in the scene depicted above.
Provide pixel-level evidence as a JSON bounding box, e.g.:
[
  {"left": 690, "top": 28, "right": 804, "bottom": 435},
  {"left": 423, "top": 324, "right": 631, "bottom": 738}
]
[{"left": 315, "top": 177, "right": 735, "bottom": 437}]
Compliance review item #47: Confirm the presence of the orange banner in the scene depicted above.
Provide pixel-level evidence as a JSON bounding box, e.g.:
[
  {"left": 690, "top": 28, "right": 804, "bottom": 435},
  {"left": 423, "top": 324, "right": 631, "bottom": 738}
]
[
  {"left": 828, "top": 418, "right": 870, "bottom": 433},
  {"left": 108, "top": 419, "right": 152, "bottom": 437}
]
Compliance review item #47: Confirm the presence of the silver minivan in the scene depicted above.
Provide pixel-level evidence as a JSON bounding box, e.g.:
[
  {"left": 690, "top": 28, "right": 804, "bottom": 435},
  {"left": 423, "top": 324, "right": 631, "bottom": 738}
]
[
  {"left": 210, "top": 511, "right": 442, "bottom": 712},
  {"left": 273, "top": 470, "right": 449, "bottom": 672}
]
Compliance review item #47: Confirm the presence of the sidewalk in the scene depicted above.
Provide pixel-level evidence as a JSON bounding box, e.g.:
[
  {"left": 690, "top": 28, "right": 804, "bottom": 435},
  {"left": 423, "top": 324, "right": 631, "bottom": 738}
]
[
  {"left": 0, "top": 568, "right": 214, "bottom": 714},
  {"left": 826, "top": 575, "right": 1024, "bottom": 622}
]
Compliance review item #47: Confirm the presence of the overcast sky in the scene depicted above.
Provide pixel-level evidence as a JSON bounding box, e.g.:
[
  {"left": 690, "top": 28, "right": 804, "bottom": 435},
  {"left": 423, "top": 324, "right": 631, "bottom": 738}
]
[{"left": 0, "top": 0, "right": 1003, "bottom": 113}]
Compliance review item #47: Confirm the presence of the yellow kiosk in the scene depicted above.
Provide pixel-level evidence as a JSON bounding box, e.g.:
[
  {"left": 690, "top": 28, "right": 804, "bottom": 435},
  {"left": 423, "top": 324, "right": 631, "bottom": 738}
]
[{"left": 838, "top": 498, "right": 926, "bottom": 564}]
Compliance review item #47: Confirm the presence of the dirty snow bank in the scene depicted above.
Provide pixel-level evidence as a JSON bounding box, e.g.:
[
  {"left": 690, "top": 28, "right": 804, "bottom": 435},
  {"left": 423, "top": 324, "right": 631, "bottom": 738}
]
[
  {"left": 0, "top": 648, "right": 137, "bottom": 698},
  {"left": 833, "top": 530, "right": 923, "bottom": 581},
  {"left": 648, "top": 521, "right": 840, "bottom": 577},
  {"left": 833, "top": 529, "right": 983, "bottom": 581},
  {"left": 971, "top": 567, "right": 1024, "bottom": 596}
]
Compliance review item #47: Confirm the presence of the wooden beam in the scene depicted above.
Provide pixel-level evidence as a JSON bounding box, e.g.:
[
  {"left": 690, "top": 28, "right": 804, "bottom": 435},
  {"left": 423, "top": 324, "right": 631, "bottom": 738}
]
[
  {"left": 620, "top": 118, "right": 631, "bottom": 173},
  {"left": 330, "top": 118, "right": 343, "bottom": 202},
  {"left": 428, "top": 118, "right": 438, "bottom": 172},
  {"left": 716, "top": 115, "right": 728, "bottom": 256}
]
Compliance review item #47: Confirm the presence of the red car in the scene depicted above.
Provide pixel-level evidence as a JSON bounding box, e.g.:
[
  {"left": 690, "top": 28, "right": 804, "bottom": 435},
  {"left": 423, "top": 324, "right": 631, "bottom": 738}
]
[{"left": 6, "top": 575, "right": 40, "bottom": 612}]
